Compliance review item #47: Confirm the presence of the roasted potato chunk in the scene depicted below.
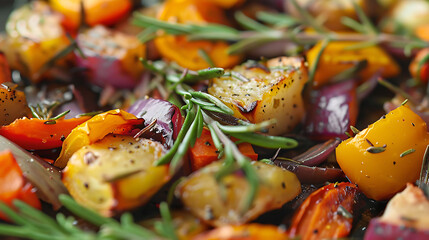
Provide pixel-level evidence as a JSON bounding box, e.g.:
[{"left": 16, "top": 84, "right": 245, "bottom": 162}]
[
  {"left": 2, "top": 1, "right": 71, "bottom": 82},
  {"left": 176, "top": 161, "right": 301, "bottom": 226},
  {"left": 208, "top": 57, "right": 307, "bottom": 135},
  {"left": 62, "top": 135, "right": 170, "bottom": 216}
]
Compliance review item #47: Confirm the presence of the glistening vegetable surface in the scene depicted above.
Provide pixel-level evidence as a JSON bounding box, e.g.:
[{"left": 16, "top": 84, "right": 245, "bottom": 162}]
[{"left": 1, "top": 0, "right": 429, "bottom": 239}]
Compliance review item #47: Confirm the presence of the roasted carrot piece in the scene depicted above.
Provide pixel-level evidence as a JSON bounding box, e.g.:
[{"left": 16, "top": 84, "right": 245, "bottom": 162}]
[
  {"left": 189, "top": 128, "right": 258, "bottom": 171},
  {"left": 288, "top": 182, "right": 358, "bottom": 240},
  {"left": 0, "top": 150, "right": 41, "bottom": 221},
  {"left": 0, "top": 116, "right": 91, "bottom": 150}
]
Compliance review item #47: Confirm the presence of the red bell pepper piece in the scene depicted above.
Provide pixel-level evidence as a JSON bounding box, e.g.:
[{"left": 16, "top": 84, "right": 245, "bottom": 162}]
[
  {"left": 0, "top": 116, "right": 91, "bottom": 150},
  {"left": 189, "top": 128, "right": 258, "bottom": 171},
  {"left": 0, "top": 150, "right": 41, "bottom": 221}
]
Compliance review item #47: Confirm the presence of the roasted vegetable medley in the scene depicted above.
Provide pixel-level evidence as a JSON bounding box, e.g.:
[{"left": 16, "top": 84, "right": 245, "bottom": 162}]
[{"left": 1, "top": 0, "right": 429, "bottom": 239}]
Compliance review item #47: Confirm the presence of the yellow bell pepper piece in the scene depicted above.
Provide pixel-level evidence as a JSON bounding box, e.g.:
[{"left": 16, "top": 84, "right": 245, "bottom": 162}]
[
  {"left": 336, "top": 104, "right": 429, "bottom": 201},
  {"left": 55, "top": 109, "right": 143, "bottom": 168}
]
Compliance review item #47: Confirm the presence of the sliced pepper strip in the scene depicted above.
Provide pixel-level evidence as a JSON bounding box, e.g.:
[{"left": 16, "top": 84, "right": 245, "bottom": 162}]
[
  {"left": 54, "top": 109, "right": 143, "bottom": 168},
  {"left": 288, "top": 182, "right": 358, "bottom": 240},
  {"left": 0, "top": 116, "right": 91, "bottom": 150}
]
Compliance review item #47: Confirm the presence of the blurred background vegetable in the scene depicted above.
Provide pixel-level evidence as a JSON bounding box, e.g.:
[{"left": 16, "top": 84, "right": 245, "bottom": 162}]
[
  {"left": 76, "top": 25, "right": 145, "bottom": 89},
  {"left": 50, "top": 0, "right": 132, "bottom": 32},
  {"left": 1, "top": 1, "right": 72, "bottom": 82}
]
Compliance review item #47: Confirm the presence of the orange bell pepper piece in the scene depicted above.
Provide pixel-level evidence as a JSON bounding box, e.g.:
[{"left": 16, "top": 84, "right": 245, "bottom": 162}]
[
  {"left": 336, "top": 104, "right": 429, "bottom": 201},
  {"left": 288, "top": 182, "right": 358, "bottom": 240},
  {"left": 55, "top": 109, "right": 144, "bottom": 168},
  {"left": 0, "top": 116, "right": 91, "bottom": 150},
  {"left": 189, "top": 128, "right": 257, "bottom": 171},
  {"left": 49, "top": 0, "right": 132, "bottom": 32},
  {"left": 154, "top": 0, "right": 242, "bottom": 70},
  {"left": 0, "top": 150, "right": 41, "bottom": 221},
  {"left": 306, "top": 41, "right": 400, "bottom": 88}
]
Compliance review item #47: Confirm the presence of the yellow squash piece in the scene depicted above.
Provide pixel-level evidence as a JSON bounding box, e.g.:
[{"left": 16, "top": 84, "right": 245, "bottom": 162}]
[
  {"left": 55, "top": 109, "right": 143, "bottom": 168},
  {"left": 63, "top": 135, "right": 169, "bottom": 216},
  {"left": 176, "top": 161, "right": 301, "bottom": 226},
  {"left": 307, "top": 41, "right": 400, "bottom": 88},
  {"left": 336, "top": 104, "right": 429, "bottom": 201},
  {"left": 208, "top": 57, "right": 307, "bottom": 135}
]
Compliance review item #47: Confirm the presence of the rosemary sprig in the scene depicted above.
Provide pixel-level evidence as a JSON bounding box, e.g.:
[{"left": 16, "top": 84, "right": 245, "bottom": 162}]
[
  {"left": 0, "top": 194, "right": 178, "bottom": 240},
  {"left": 203, "top": 112, "right": 259, "bottom": 213},
  {"left": 29, "top": 101, "right": 71, "bottom": 122},
  {"left": 234, "top": 11, "right": 271, "bottom": 32},
  {"left": 256, "top": 11, "right": 299, "bottom": 28},
  {"left": 197, "top": 49, "right": 215, "bottom": 67},
  {"left": 154, "top": 202, "right": 178, "bottom": 240},
  {"left": 377, "top": 78, "right": 418, "bottom": 105},
  {"left": 132, "top": 8, "right": 429, "bottom": 55},
  {"left": 308, "top": 38, "right": 330, "bottom": 84}
]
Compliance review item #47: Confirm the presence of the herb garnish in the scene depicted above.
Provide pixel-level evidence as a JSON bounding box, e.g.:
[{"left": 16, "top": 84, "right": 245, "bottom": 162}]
[
  {"left": 366, "top": 146, "right": 386, "bottom": 154},
  {"left": 0, "top": 194, "right": 175, "bottom": 240},
  {"left": 400, "top": 148, "right": 416, "bottom": 157}
]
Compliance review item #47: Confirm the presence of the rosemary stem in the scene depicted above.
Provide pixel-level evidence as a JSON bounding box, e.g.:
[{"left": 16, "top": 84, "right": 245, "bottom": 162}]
[{"left": 202, "top": 112, "right": 259, "bottom": 212}]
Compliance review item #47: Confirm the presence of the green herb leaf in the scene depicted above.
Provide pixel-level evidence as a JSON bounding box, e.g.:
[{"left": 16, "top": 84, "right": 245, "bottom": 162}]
[
  {"left": 228, "top": 132, "right": 298, "bottom": 149},
  {"left": 400, "top": 148, "right": 416, "bottom": 157},
  {"left": 366, "top": 146, "right": 386, "bottom": 153},
  {"left": 235, "top": 11, "right": 271, "bottom": 31}
]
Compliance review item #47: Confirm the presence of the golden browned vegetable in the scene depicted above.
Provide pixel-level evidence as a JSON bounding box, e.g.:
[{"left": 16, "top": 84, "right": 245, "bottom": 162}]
[
  {"left": 208, "top": 57, "right": 307, "bottom": 135},
  {"left": 176, "top": 161, "right": 301, "bottom": 226},
  {"left": 62, "top": 135, "right": 170, "bottom": 216},
  {"left": 2, "top": 1, "right": 71, "bottom": 82},
  {"left": 0, "top": 83, "right": 30, "bottom": 126}
]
